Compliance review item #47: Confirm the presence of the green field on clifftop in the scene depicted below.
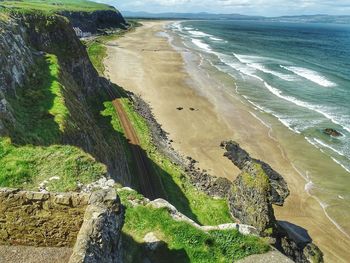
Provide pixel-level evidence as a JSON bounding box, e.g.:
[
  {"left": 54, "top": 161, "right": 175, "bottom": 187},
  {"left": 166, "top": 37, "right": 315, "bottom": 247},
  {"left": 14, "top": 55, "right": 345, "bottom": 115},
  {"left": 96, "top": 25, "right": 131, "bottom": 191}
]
[{"left": 0, "top": 0, "right": 114, "bottom": 13}]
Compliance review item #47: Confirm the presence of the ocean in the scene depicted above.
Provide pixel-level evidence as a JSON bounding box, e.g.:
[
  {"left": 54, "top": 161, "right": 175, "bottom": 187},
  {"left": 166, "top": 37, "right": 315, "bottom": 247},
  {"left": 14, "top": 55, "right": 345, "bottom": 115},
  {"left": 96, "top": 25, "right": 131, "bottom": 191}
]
[{"left": 167, "top": 20, "right": 350, "bottom": 237}]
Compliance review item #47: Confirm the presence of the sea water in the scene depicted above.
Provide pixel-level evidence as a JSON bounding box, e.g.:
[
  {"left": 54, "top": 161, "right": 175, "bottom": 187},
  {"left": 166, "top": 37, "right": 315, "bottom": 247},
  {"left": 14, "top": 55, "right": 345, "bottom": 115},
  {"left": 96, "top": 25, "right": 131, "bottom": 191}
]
[{"left": 167, "top": 20, "right": 350, "bottom": 237}]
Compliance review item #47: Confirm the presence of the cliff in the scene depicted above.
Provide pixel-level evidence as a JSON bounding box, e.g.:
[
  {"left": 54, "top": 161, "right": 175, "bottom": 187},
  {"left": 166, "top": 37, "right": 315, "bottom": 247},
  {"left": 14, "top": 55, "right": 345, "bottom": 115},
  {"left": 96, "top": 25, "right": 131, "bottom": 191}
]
[
  {"left": 0, "top": 11, "right": 132, "bottom": 190},
  {"left": 60, "top": 9, "right": 127, "bottom": 33}
]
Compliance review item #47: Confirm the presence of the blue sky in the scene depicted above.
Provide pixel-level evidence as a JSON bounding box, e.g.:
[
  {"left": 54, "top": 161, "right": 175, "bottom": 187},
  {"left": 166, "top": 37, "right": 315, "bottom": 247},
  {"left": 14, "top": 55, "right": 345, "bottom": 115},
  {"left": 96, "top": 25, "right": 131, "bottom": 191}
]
[{"left": 96, "top": 0, "right": 350, "bottom": 16}]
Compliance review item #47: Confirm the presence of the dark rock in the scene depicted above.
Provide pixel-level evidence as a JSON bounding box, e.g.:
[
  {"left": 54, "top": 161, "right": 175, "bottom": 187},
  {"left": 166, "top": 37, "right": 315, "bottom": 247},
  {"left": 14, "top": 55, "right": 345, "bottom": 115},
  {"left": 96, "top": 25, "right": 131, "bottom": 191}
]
[
  {"left": 223, "top": 141, "right": 289, "bottom": 206},
  {"left": 189, "top": 107, "right": 196, "bottom": 111},
  {"left": 323, "top": 128, "right": 342, "bottom": 137},
  {"left": 222, "top": 140, "right": 323, "bottom": 263},
  {"left": 60, "top": 9, "right": 127, "bottom": 34},
  {"left": 176, "top": 107, "right": 183, "bottom": 111},
  {"left": 228, "top": 164, "right": 276, "bottom": 233}
]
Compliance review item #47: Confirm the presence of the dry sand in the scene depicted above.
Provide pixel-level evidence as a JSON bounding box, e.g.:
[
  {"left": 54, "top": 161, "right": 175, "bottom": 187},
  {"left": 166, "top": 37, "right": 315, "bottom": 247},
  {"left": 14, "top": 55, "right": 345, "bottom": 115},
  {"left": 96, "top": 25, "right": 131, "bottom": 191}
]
[{"left": 105, "top": 21, "right": 350, "bottom": 262}]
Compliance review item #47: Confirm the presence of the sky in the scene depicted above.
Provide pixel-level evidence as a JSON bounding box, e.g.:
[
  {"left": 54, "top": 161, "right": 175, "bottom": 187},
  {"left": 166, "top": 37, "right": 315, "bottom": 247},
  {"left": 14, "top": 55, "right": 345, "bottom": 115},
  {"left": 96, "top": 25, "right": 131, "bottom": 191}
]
[{"left": 95, "top": 0, "right": 350, "bottom": 16}]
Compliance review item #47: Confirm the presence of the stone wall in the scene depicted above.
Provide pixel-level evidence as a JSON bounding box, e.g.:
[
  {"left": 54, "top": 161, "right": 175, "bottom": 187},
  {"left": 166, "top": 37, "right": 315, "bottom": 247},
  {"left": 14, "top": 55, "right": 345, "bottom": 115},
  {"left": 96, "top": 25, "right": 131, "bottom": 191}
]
[
  {"left": 0, "top": 188, "right": 88, "bottom": 247},
  {"left": 69, "top": 190, "right": 124, "bottom": 263},
  {"left": 0, "top": 188, "right": 124, "bottom": 263}
]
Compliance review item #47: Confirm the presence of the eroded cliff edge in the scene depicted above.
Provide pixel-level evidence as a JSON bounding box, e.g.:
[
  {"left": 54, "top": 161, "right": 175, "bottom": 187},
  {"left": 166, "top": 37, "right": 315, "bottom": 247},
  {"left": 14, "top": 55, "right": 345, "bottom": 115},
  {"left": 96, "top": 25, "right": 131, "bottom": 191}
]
[{"left": 0, "top": 10, "right": 132, "bottom": 187}]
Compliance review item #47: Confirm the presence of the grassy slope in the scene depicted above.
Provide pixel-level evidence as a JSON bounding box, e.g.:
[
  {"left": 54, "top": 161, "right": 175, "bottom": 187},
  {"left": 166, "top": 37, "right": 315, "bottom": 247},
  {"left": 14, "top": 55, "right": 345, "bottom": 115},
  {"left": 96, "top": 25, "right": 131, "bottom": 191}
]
[
  {"left": 0, "top": 138, "right": 106, "bottom": 192},
  {"left": 0, "top": 0, "right": 113, "bottom": 13},
  {"left": 0, "top": 54, "right": 106, "bottom": 192},
  {"left": 119, "top": 189, "right": 269, "bottom": 263}
]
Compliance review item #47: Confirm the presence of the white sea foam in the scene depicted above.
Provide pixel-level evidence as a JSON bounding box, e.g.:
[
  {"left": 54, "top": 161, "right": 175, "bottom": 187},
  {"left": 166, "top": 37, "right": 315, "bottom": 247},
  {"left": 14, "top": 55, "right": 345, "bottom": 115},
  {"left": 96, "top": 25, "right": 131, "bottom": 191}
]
[
  {"left": 331, "top": 157, "right": 350, "bottom": 173},
  {"left": 290, "top": 162, "right": 350, "bottom": 239},
  {"left": 171, "top": 22, "right": 183, "bottom": 32},
  {"left": 305, "top": 181, "right": 314, "bottom": 192},
  {"left": 191, "top": 39, "right": 213, "bottom": 53},
  {"left": 314, "top": 138, "right": 346, "bottom": 157},
  {"left": 210, "top": 37, "right": 223, "bottom": 41},
  {"left": 306, "top": 138, "right": 350, "bottom": 174},
  {"left": 249, "top": 63, "right": 295, "bottom": 81},
  {"left": 262, "top": 82, "right": 350, "bottom": 132},
  {"left": 188, "top": 30, "right": 212, "bottom": 37},
  {"left": 249, "top": 111, "right": 271, "bottom": 128},
  {"left": 281, "top": 66, "right": 337, "bottom": 87},
  {"left": 233, "top": 53, "right": 267, "bottom": 64},
  {"left": 277, "top": 116, "right": 300, "bottom": 134},
  {"left": 245, "top": 98, "right": 267, "bottom": 112}
]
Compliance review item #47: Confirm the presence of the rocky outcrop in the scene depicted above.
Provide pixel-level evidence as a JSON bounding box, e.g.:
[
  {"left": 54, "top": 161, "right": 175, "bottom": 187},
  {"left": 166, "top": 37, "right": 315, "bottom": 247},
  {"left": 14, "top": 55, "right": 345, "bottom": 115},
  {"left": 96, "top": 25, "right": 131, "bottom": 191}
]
[
  {"left": 69, "top": 189, "right": 124, "bottom": 263},
  {"left": 228, "top": 166, "right": 276, "bottom": 233},
  {"left": 323, "top": 128, "right": 342, "bottom": 137},
  {"left": 60, "top": 9, "right": 127, "bottom": 34},
  {"left": 222, "top": 141, "right": 289, "bottom": 206},
  {"left": 222, "top": 141, "right": 323, "bottom": 263}
]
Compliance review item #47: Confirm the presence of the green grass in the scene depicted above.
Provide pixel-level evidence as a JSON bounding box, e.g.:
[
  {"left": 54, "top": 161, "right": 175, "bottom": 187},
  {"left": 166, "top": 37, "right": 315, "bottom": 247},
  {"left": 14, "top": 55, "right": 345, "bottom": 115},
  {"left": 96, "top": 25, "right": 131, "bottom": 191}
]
[
  {"left": 8, "top": 54, "right": 69, "bottom": 145},
  {"left": 46, "top": 54, "right": 69, "bottom": 132},
  {"left": 0, "top": 137, "right": 106, "bottom": 192},
  {"left": 87, "top": 41, "right": 107, "bottom": 75},
  {"left": 119, "top": 189, "right": 270, "bottom": 263},
  {"left": 0, "top": 0, "right": 114, "bottom": 13},
  {"left": 241, "top": 164, "right": 270, "bottom": 192}
]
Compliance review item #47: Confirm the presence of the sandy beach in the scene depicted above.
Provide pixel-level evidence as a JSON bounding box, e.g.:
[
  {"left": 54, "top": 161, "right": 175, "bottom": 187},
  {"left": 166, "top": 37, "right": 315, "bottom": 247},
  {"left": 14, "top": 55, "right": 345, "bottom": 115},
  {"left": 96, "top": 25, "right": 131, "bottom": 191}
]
[{"left": 105, "top": 21, "right": 350, "bottom": 262}]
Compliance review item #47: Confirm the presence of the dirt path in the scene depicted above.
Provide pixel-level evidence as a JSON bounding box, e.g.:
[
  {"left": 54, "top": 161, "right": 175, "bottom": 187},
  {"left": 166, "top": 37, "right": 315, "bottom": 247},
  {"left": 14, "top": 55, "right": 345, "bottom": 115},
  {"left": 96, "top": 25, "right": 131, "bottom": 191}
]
[{"left": 112, "top": 99, "right": 157, "bottom": 199}]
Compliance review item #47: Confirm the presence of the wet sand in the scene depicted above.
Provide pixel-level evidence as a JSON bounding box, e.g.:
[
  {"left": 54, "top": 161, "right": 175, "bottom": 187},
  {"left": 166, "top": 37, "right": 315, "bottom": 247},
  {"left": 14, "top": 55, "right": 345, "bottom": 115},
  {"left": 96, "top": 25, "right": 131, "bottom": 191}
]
[{"left": 105, "top": 21, "right": 350, "bottom": 262}]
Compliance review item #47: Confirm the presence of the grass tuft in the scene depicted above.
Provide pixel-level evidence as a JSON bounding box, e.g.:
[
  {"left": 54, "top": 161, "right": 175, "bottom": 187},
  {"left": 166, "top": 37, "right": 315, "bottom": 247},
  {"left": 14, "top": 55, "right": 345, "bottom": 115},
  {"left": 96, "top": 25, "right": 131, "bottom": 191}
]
[{"left": 119, "top": 189, "right": 270, "bottom": 263}]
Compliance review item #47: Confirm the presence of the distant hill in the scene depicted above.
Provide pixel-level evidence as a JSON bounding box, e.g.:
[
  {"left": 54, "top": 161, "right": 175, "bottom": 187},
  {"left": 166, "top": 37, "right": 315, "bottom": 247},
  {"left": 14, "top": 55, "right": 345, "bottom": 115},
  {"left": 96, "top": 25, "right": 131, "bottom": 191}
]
[
  {"left": 122, "top": 11, "right": 350, "bottom": 24},
  {"left": 122, "top": 11, "right": 263, "bottom": 21}
]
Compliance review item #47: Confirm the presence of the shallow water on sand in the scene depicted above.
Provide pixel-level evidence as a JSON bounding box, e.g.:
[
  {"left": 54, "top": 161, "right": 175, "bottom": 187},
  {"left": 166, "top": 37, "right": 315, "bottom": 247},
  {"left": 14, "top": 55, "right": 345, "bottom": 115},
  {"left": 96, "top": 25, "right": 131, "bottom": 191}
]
[{"left": 166, "top": 20, "right": 350, "bottom": 239}]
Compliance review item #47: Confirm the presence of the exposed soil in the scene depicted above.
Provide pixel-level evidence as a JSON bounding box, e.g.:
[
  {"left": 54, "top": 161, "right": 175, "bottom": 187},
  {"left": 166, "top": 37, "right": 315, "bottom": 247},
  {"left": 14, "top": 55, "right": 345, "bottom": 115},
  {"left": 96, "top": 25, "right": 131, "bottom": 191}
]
[{"left": 112, "top": 99, "right": 157, "bottom": 199}]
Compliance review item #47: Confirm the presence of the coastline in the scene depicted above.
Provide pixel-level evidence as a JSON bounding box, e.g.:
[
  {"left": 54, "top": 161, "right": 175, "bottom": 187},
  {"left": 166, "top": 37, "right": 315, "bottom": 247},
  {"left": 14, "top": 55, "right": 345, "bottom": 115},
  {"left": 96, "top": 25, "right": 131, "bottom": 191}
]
[{"left": 104, "top": 21, "right": 350, "bottom": 262}]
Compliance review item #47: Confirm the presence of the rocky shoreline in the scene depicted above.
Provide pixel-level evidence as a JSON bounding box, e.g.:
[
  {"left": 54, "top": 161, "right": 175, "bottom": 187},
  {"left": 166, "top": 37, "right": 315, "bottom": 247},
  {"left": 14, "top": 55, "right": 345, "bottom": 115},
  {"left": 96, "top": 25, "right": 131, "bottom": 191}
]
[{"left": 130, "top": 94, "right": 323, "bottom": 263}]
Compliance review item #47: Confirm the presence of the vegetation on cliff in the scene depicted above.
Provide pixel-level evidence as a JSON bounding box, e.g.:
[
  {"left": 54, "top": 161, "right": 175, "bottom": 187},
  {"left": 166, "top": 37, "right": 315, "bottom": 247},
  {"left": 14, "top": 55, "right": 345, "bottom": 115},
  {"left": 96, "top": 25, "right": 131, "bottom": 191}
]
[
  {"left": 0, "top": 53, "right": 106, "bottom": 191},
  {"left": 0, "top": 8, "right": 128, "bottom": 190},
  {"left": 119, "top": 188, "right": 269, "bottom": 263},
  {"left": 0, "top": 0, "right": 114, "bottom": 13},
  {"left": 0, "top": 137, "right": 106, "bottom": 191}
]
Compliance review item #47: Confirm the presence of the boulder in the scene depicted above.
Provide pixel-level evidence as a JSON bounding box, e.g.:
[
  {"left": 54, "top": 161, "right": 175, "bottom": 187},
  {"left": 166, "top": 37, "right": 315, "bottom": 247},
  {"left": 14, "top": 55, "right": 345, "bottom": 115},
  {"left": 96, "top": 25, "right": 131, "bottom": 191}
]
[{"left": 323, "top": 128, "right": 342, "bottom": 137}]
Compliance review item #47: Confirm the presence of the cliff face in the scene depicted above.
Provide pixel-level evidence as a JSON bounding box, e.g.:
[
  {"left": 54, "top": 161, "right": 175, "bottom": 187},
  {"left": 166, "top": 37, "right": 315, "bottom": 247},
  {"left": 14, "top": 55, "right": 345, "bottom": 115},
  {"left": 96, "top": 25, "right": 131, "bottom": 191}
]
[
  {"left": 0, "top": 13, "right": 131, "bottom": 185},
  {"left": 60, "top": 9, "right": 127, "bottom": 33}
]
